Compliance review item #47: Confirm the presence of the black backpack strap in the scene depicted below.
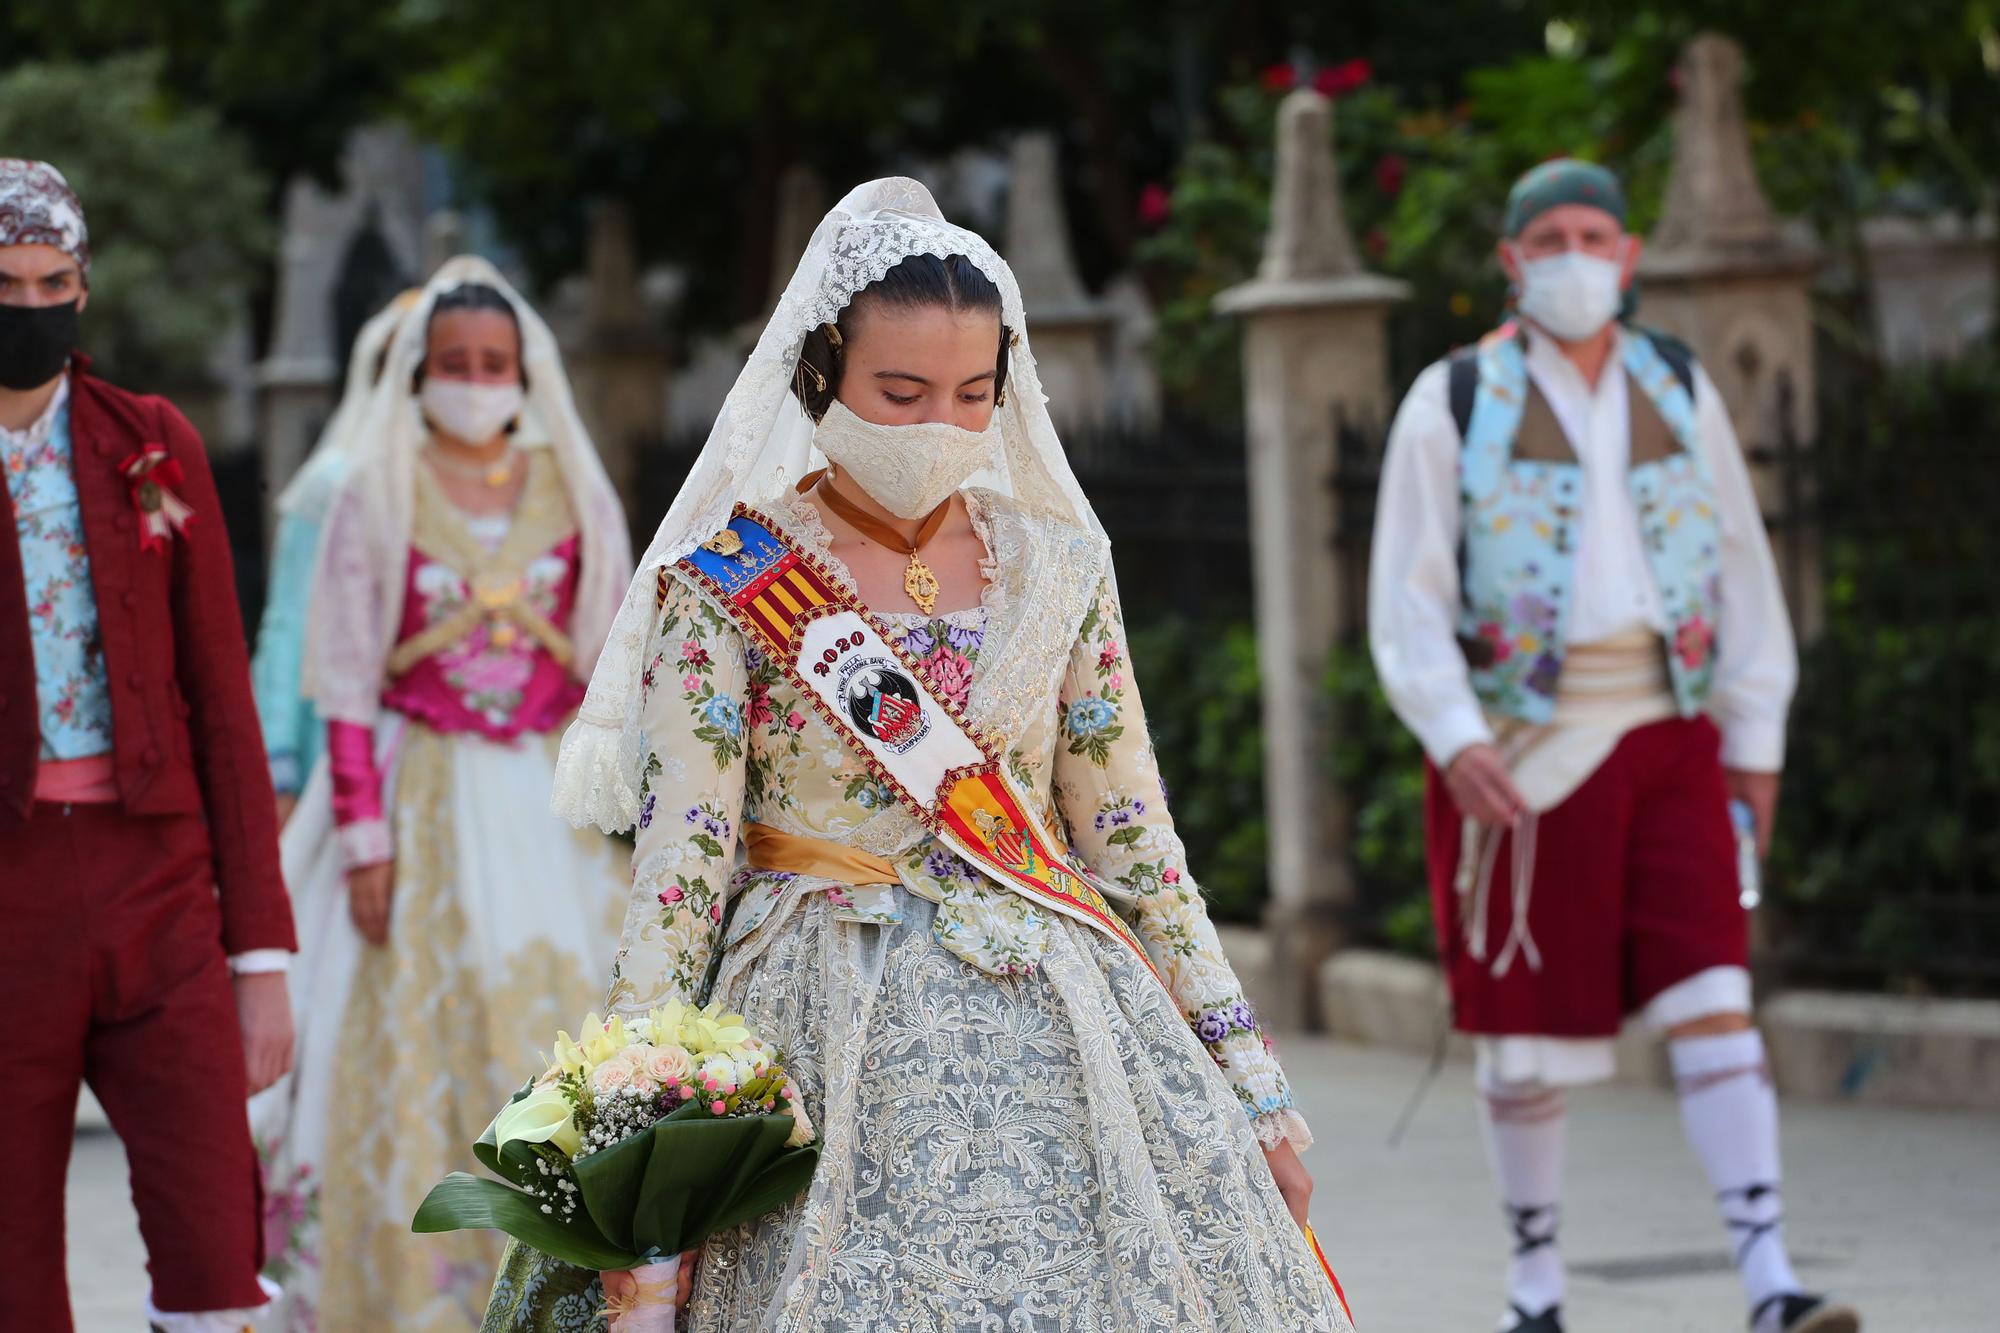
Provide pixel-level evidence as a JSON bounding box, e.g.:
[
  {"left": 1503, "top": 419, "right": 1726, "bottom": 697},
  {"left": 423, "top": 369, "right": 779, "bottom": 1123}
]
[
  {"left": 1639, "top": 327, "right": 1697, "bottom": 399},
  {"left": 1447, "top": 345, "right": 1481, "bottom": 439}
]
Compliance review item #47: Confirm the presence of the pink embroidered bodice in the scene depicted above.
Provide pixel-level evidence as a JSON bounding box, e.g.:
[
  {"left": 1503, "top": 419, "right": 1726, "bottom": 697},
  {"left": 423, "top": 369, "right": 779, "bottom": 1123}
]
[
  {"left": 329, "top": 459, "right": 585, "bottom": 849},
  {"left": 380, "top": 531, "right": 584, "bottom": 738}
]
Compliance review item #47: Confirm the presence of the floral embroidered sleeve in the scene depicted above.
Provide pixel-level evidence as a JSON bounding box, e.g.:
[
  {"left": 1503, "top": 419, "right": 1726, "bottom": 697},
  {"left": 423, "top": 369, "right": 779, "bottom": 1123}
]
[
  {"left": 604, "top": 572, "right": 750, "bottom": 1019},
  {"left": 1053, "top": 573, "right": 1311, "bottom": 1152}
]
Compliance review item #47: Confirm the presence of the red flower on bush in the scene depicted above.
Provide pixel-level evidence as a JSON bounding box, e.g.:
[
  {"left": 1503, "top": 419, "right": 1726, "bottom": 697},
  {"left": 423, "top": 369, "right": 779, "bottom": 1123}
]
[
  {"left": 1137, "top": 182, "right": 1172, "bottom": 229},
  {"left": 1374, "top": 153, "right": 1406, "bottom": 197},
  {"left": 1261, "top": 63, "right": 1297, "bottom": 93},
  {"left": 1314, "top": 58, "right": 1373, "bottom": 99}
]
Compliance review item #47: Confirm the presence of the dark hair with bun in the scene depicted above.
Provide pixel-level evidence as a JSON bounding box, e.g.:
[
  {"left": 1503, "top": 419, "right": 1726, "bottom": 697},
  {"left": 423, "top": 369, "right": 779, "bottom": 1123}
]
[
  {"left": 791, "top": 253, "right": 1011, "bottom": 421},
  {"left": 413, "top": 282, "right": 527, "bottom": 393}
]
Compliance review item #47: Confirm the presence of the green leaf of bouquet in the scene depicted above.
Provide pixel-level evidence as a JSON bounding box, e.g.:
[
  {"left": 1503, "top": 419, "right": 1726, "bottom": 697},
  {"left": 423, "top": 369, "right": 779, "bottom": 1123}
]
[
  {"left": 411, "top": 1173, "right": 640, "bottom": 1272},
  {"left": 699, "top": 1140, "right": 821, "bottom": 1236},
  {"left": 569, "top": 1109, "right": 817, "bottom": 1258}
]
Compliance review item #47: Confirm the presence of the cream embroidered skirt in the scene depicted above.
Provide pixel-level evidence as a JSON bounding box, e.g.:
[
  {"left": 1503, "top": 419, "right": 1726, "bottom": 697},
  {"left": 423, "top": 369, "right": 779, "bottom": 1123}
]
[
  {"left": 251, "top": 716, "right": 627, "bottom": 1332},
  {"left": 485, "top": 886, "right": 1351, "bottom": 1332}
]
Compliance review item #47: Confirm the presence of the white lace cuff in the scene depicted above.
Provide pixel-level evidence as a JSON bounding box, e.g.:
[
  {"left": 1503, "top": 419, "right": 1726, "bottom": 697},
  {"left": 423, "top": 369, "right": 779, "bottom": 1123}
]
[
  {"left": 338, "top": 817, "right": 393, "bottom": 871},
  {"left": 1251, "top": 1105, "right": 1315, "bottom": 1153}
]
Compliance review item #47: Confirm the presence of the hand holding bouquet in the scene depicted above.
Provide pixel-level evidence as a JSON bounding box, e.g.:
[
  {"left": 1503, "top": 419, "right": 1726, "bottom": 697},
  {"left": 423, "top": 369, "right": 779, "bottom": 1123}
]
[{"left": 414, "top": 1001, "right": 818, "bottom": 1330}]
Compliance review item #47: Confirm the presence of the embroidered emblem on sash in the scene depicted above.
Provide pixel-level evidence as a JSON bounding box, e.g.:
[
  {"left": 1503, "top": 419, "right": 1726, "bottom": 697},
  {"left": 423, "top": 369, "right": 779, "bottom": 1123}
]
[{"left": 674, "top": 504, "right": 1164, "bottom": 988}]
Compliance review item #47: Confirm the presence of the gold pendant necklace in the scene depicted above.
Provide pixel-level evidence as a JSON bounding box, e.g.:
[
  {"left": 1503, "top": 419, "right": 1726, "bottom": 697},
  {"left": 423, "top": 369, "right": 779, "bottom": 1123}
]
[
  {"left": 426, "top": 443, "right": 520, "bottom": 488},
  {"left": 811, "top": 472, "right": 952, "bottom": 616}
]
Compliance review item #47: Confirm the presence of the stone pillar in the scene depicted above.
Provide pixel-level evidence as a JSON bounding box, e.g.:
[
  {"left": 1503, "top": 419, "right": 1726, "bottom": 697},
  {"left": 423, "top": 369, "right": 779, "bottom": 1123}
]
[
  {"left": 257, "top": 125, "right": 428, "bottom": 518},
  {"left": 1637, "top": 33, "right": 1823, "bottom": 634},
  {"left": 256, "top": 174, "right": 348, "bottom": 508},
  {"left": 1216, "top": 90, "right": 1408, "bottom": 1030},
  {"left": 1005, "top": 133, "right": 1114, "bottom": 435},
  {"left": 565, "top": 200, "right": 669, "bottom": 515}
]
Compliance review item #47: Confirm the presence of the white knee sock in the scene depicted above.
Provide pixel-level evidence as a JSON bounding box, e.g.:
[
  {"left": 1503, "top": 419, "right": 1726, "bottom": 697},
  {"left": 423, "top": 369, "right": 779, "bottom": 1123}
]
[
  {"left": 1479, "top": 1080, "right": 1567, "bottom": 1317},
  {"left": 1669, "top": 1030, "right": 1801, "bottom": 1319}
]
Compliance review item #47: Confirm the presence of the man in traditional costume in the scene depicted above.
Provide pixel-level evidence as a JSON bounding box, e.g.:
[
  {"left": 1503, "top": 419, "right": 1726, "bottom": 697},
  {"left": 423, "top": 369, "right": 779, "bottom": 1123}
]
[
  {"left": 1368, "top": 159, "right": 1859, "bottom": 1333},
  {"left": 0, "top": 159, "right": 296, "bottom": 1332}
]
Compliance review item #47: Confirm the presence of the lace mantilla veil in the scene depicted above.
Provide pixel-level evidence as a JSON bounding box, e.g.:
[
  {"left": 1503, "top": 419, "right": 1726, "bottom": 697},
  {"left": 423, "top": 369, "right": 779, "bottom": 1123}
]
[
  {"left": 552, "top": 176, "right": 1111, "bottom": 832},
  {"left": 301, "top": 255, "right": 634, "bottom": 725}
]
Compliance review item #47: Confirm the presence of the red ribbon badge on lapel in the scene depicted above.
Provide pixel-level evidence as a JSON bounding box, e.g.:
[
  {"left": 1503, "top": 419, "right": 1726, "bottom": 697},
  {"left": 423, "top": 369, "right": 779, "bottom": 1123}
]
[{"left": 118, "top": 446, "right": 196, "bottom": 553}]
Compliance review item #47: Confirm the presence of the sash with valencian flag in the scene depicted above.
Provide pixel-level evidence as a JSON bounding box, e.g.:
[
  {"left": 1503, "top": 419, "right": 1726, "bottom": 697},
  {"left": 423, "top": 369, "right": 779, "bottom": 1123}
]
[{"left": 672, "top": 505, "right": 1165, "bottom": 990}]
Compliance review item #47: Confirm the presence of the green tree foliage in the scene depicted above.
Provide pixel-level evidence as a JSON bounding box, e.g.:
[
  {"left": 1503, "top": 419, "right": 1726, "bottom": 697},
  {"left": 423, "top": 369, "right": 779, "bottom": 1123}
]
[{"left": 0, "top": 54, "right": 269, "bottom": 385}]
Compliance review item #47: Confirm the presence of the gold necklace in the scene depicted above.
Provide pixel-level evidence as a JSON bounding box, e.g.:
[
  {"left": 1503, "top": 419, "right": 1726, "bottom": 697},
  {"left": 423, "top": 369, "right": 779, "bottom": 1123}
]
[
  {"left": 426, "top": 442, "right": 520, "bottom": 488},
  {"left": 812, "top": 473, "right": 952, "bottom": 616}
]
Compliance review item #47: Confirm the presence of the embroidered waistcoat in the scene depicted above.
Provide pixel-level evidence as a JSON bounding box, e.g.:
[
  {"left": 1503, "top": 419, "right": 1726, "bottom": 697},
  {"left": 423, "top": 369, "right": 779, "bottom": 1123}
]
[
  {"left": 1456, "top": 325, "right": 1722, "bottom": 721},
  {"left": 2, "top": 389, "right": 114, "bottom": 759}
]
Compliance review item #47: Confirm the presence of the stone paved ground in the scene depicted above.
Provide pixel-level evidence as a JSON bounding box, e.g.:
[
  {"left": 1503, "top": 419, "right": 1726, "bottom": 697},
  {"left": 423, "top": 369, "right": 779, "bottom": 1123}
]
[{"left": 67, "top": 1039, "right": 2000, "bottom": 1332}]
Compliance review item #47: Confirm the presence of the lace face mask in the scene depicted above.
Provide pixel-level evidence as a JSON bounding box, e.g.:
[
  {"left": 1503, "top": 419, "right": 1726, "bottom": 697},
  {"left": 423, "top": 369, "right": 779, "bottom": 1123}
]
[{"left": 813, "top": 399, "right": 999, "bottom": 518}]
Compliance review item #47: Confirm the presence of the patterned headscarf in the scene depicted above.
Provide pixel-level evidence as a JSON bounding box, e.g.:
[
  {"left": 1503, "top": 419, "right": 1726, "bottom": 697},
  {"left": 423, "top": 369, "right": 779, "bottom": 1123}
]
[
  {"left": 1503, "top": 158, "right": 1626, "bottom": 237},
  {"left": 0, "top": 159, "right": 91, "bottom": 278}
]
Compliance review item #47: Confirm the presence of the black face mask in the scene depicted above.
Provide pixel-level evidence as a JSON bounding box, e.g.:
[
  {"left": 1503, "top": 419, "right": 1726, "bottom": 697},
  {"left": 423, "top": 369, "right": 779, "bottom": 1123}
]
[{"left": 0, "top": 300, "right": 79, "bottom": 391}]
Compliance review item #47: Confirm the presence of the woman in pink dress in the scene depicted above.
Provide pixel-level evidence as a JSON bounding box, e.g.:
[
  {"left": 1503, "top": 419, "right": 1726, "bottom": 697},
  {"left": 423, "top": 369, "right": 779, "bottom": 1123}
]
[{"left": 250, "top": 256, "right": 634, "bottom": 1331}]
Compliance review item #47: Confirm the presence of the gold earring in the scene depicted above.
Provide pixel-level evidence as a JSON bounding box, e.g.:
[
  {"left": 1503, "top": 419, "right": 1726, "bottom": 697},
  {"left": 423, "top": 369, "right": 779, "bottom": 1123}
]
[
  {"left": 796, "top": 358, "right": 826, "bottom": 395},
  {"left": 823, "top": 322, "right": 844, "bottom": 352}
]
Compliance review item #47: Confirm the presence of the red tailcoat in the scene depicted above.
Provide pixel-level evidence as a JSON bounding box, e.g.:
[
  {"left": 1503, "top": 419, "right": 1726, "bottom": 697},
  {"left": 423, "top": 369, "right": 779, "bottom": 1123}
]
[{"left": 0, "top": 356, "right": 294, "bottom": 954}]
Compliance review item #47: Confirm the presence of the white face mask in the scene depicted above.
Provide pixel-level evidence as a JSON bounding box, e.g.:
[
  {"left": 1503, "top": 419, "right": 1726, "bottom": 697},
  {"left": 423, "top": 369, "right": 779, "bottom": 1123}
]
[
  {"left": 1515, "top": 248, "right": 1626, "bottom": 342},
  {"left": 421, "top": 378, "right": 525, "bottom": 445},
  {"left": 813, "top": 399, "right": 998, "bottom": 519}
]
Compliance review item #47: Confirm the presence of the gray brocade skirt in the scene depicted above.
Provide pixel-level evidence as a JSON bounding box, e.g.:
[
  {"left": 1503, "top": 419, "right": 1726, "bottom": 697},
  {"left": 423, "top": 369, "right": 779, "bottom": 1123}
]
[{"left": 482, "top": 887, "right": 1348, "bottom": 1333}]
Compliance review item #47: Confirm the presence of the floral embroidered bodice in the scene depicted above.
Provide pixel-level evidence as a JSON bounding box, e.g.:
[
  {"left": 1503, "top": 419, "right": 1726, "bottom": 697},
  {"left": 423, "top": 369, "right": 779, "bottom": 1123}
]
[
  {"left": 380, "top": 460, "right": 585, "bottom": 740},
  {"left": 611, "top": 488, "right": 1304, "bottom": 1142},
  {"left": 1, "top": 378, "right": 113, "bottom": 760}
]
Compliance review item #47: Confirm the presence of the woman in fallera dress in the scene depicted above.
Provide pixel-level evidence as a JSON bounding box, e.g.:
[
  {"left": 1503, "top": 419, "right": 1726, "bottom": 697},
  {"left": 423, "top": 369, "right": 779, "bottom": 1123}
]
[
  {"left": 484, "top": 179, "right": 1352, "bottom": 1332},
  {"left": 250, "top": 255, "right": 634, "bottom": 1331}
]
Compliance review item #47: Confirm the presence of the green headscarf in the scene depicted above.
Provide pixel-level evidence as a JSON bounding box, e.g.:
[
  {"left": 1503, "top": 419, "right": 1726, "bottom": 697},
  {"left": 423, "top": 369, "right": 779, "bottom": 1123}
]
[{"left": 1503, "top": 158, "right": 1626, "bottom": 237}]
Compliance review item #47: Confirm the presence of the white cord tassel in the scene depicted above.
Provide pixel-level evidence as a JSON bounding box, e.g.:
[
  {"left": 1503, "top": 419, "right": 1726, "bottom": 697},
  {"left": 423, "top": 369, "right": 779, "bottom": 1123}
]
[
  {"left": 1489, "top": 813, "right": 1543, "bottom": 977},
  {"left": 1458, "top": 815, "right": 1504, "bottom": 963}
]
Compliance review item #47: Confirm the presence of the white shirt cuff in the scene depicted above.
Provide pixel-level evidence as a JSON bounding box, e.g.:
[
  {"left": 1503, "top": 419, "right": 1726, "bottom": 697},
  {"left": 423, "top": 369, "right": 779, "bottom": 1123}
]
[
  {"left": 1717, "top": 714, "right": 1787, "bottom": 773},
  {"left": 227, "top": 949, "right": 291, "bottom": 976},
  {"left": 1417, "top": 702, "right": 1495, "bottom": 771},
  {"left": 338, "top": 817, "right": 394, "bottom": 871}
]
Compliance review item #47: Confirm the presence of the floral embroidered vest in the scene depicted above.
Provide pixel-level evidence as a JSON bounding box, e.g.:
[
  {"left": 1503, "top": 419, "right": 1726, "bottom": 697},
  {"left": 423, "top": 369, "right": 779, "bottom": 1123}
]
[{"left": 1454, "top": 325, "right": 1721, "bottom": 722}]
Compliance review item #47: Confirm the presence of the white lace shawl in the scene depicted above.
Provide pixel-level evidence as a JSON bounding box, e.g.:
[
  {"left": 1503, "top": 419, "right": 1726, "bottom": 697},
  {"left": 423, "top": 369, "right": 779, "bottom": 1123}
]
[{"left": 552, "top": 177, "right": 1110, "bottom": 832}]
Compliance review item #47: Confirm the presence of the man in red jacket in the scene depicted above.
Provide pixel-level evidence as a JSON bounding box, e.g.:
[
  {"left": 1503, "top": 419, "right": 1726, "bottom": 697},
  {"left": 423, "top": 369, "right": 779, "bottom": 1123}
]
[{"left": 0, "top": 159, "right": 297, "bottom": 1332}]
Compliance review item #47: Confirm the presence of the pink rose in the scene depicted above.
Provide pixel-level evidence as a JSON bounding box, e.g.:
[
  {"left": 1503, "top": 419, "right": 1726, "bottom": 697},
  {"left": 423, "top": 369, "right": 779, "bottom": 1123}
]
[
  {"left": 787, "top": 711, "right": 806, "bottom": 731},
  {"left": 710, "top": 903, "right": 723, "bottom": 922},
  {"left": 590, "top": 1051, "right": 639, "bottom": 1095},
  {"left": 642, "top": 1043, "right": 693, "bottom": 1089},
  {"left": 658, "top": 884, "right": 685, "bottom": 905},
  {"left": 1163, "top": 867, "right": 1182, "bottom": 885}
]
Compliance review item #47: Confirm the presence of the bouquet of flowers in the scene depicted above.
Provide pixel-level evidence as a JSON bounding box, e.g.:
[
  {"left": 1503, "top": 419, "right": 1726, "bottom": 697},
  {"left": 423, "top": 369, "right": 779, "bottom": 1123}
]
[{"left": 413, "top": 1000, "right": 818, "bottom": 1330}]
